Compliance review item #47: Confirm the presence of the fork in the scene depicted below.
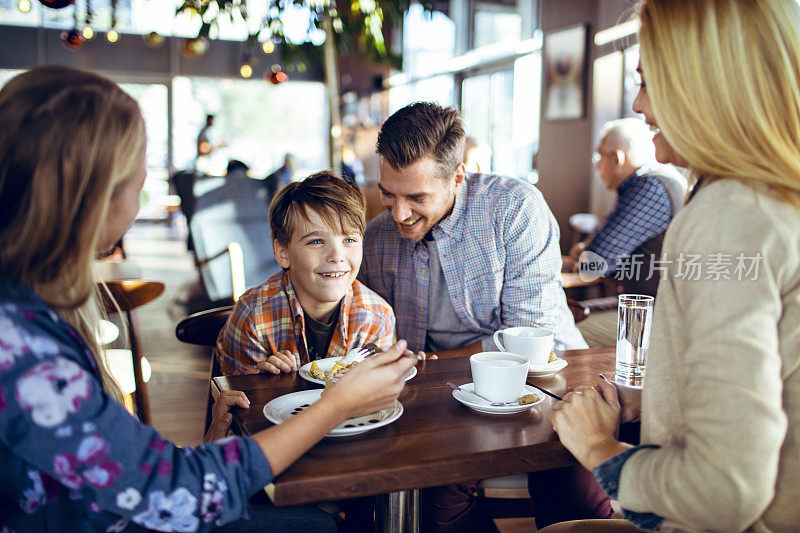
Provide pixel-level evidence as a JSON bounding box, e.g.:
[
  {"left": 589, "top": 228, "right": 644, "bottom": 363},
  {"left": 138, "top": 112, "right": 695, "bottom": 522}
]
[
  {"left": 446, "top": 382, "right": 520, "bottom": 407},
  {"left": 342, "top": 343, "right": 381, "bottom": 364}
]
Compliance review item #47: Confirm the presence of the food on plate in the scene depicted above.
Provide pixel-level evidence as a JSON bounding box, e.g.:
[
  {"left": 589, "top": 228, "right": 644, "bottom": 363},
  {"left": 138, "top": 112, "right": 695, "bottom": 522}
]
[
  {"left": 517, "top": 393, "right": 540, "bottom": 405},
  {"left": 309, "top": 361, "right": 324, "bottom": 380},
  {"left": 548, "top": 352, "right": 557, "bottom": 363},
  {"left": 309, "top": 359, "right": 358, "bottom": 383}
]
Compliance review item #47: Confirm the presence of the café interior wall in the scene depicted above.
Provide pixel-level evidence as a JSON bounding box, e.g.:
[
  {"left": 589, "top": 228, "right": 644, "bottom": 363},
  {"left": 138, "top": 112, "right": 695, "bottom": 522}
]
[{"left": 537, "top": 0, "right": 636, "bottom": 251}]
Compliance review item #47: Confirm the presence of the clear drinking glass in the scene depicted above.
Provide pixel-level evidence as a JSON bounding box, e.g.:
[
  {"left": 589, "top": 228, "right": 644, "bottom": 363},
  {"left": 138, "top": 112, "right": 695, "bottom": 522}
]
[{"left": 615, "top": 294, "right": 654, "bottom": 385}]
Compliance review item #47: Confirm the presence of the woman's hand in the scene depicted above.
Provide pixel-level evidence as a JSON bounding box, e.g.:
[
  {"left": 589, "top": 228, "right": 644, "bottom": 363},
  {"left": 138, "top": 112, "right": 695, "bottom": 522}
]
[
  {"left": 322, "top": 340, "right": 417, "bottom": 419},
  {"left": 255, "top": 350, "right": 298, "bottom": 374},
  {"left": 406, "top": 349, "right": 438, "bottom": 360},
  {"left": 601, "top": 374, "right": 642, "bottom": 423},
  {"left": 549, "top": 378, "right": 629, "bottom": 470},
  {"left": 204, "top": 390, "right": 250, "bottom": 442}
]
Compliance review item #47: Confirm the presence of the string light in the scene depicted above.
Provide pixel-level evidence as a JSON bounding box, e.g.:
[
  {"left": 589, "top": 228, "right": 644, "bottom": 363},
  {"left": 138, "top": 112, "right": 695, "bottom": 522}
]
[
  {"left": 82, "top": 0, "right": 94, "bottom": 40},
  {"left": 17, "top": 0, "right": 31, "bottom": 13},
  {"left": 261, "top": 40, "right": 274, "bottom": 54},
  {"left": 240, "top": 64, "right": 253, "bottom": 78},
  {"left": 107, "top": 0, "right": 118, "bottom": 44}
]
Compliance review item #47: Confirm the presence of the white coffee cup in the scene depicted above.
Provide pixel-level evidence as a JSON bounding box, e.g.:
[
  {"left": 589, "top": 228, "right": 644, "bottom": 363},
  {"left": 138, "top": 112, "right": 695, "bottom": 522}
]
[
  {"left": 469, "top": 352, "right": 529, "bottom": 403},
  {"left": 493, "top": 327, "right": 554, "bottom": 366}
]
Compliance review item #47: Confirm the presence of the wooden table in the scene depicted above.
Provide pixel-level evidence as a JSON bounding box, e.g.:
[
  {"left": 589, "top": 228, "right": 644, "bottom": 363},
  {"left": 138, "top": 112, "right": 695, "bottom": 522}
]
[
  {"left": 528, "top": 347, "right": 616, "bottom": 399},
  {"left": 213, "top": 347, "right": 615, "bottom": 530}
]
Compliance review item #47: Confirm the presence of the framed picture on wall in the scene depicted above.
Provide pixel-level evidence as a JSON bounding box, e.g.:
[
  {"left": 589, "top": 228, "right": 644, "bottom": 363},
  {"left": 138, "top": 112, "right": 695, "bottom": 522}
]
[{"left": 544, "top": 24, "right": 588, "bottom": 120}]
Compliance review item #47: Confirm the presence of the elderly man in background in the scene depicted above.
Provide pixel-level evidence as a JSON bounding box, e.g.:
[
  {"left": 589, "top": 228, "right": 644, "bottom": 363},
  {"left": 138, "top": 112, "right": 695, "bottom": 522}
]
[
  {"left": 359, "top": 101, "right": 586, "bottom": 532},
  {"left": 570, "top": 118, "right": 686, "bottom": 296},
  {"left": 569, "top": 118, "right": 686, "bottom": 350}
]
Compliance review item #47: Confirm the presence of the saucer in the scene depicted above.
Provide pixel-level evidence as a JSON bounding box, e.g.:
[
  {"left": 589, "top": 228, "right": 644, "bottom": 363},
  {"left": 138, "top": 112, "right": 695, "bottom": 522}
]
[
  {"left": 527, "top": 356, "right": 568, "bottom": 377},
  {"left": 263, "top": 389, "right": 403, "bottom": 437},
  {"left": 452, "top": 383, "right": 544, "bottom": 415}
]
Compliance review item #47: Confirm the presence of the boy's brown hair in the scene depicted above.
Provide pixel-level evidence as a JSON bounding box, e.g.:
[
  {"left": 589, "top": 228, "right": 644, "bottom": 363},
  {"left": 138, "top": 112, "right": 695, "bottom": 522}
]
[
  {"left": 269, "top": 171, "right": 366, "bottom": 248},
  {"left": 376, "top": 102, "right": 465, "bottom": 180}
]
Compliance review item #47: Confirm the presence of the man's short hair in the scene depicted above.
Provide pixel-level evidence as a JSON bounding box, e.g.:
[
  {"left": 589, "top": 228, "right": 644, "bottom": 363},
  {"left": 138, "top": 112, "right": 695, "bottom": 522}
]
[
  {"left": 376, "top": 102, "right": 465, "bottom": 179},
  {"left": 269, "top": 171, "right": 366, "bottom": 248},
  {"left": 598, "top": 118, "right": 656, "bottom": 167}
]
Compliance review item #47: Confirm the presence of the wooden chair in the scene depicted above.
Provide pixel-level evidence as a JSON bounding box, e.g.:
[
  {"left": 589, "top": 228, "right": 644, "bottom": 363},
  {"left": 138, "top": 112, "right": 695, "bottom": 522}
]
[
  {"left": 175, "top": 305, "right": 234, "bottom": 435},
  {"left": 189, "top": 173, "right": 280, "bottom": 303},
  {"left": 567, "top": 299, "right": 590, "bottom": 324},
  {"left": 99, "top": 280, "right": 165, "bottom": 425}
]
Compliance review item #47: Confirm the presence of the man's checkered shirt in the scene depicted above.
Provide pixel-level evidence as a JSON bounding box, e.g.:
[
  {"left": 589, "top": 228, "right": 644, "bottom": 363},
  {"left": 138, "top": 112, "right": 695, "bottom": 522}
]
[{"left": 359, "top": 173, "right": 587, "bottom": 353}]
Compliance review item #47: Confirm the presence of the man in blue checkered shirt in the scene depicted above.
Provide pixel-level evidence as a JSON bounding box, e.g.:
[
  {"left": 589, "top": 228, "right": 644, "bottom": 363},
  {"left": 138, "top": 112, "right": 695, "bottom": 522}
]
[
  {"left": 359, "top": 102, "right": 587, "bottom": 532},
  {"left": 569, "top": 118, "right": 687, "bottom": 296},
  {"left": 359, "top": 102, "right": 587, "bottom": 361}
]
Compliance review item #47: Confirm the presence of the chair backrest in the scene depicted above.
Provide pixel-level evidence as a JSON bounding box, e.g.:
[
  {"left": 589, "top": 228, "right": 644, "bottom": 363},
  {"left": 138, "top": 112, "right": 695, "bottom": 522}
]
[
  {"left": 176, "top": 305, "right": 234, "bottom": 435},
  {"left": 175, "top": 305, "right": 234, "bottom": 347},
  {"left": 190, "top": 174, "right": 281, "bottom": 302},
  {"left": 567, "top": 299, "right": 590, "bottom": 324},
  {"left": 100, "top": 280, "right": 165, "bottom": 314}
]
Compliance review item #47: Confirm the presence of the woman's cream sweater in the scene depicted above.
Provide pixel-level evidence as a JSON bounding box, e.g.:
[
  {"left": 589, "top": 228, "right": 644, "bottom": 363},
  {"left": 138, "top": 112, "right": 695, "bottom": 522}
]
[{"left": 617, "top": 179, "right": 800, "bottom": 532}]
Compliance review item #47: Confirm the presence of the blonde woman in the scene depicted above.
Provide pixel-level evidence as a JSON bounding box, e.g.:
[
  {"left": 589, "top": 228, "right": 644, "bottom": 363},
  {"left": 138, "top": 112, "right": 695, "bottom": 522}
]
[
  {"left": 0, "top": 66, "right": 415, "bottom": 532},
  {"left": 544, "top": 1, "right": 800, "bottom": 531}
]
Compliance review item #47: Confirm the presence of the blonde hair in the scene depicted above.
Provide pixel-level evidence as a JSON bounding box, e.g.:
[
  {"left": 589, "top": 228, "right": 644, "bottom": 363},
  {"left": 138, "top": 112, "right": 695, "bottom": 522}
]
[
  {"left": 636, "top": 0, "right": 800, "bottom": 195},
  {"left": 0, "top": 66, "right": 146, "bottom": 403}
]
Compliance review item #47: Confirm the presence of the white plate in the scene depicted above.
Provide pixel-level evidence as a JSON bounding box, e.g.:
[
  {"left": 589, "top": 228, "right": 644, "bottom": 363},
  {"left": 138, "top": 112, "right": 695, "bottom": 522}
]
[
  {"left": 263, "top": 389, "right": 403, "bottom": 437},
  {"left": 527, "top": 356, "right": 568, "bottom": 377},
  {"left": 452, "top": 383, "right": 544, "bottom": 415},
  {"left": 298, "top": 356, "right": 417, "bottom": 386}
]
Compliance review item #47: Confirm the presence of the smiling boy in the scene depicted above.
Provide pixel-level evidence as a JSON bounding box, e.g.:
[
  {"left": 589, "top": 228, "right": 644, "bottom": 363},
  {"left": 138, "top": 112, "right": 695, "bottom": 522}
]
[{"left": 214, "top": 171, "right": 396, "bottom": 375}]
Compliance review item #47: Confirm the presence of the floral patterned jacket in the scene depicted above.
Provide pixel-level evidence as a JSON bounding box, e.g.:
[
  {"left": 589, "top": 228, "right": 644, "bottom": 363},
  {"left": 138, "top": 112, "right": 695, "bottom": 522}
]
[{"left": 0, "top": 279, "right": 273, "bottom": 532}]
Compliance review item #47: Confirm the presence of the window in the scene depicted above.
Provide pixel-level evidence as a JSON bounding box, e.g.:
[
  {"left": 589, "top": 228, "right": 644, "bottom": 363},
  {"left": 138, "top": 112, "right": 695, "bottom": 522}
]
[
  {"left": 118, "top": 82, "right": 170, "bottom": 220},
  {"left": 621, "top": 45, "right": 640, "bottom": 118},
  {"left": 171, "top": 76, "right": 328, "bottom": 178},
  {"left": 389, "top": 3, "right": 457, "bottom": 110},
  {"left": 460, "top": 51, "right": 540, "bottom": 179},
  {"left": 472, "top": 2, "right": 522, "bottom": 49}
]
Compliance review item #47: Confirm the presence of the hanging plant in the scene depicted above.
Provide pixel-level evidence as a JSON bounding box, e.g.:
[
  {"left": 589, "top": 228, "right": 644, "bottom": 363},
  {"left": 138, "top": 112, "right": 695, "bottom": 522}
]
[
  {"left": 174, "top": 0, "right": 439, "bottom": 170},
  {"left": 177, "top": 0, "right": 435, "bottom": 69}
]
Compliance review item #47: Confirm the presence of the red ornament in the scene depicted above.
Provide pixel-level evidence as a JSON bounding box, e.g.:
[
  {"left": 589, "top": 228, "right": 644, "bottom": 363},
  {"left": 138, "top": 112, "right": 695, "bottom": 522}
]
[
  {"left": 61, "top": 29, "right": 85, "bottom": 49},
  {"left": 269, "top": 71, "right": 288, "bottom": 84},
  {"left": 39, "top": 0, "right": 74, "bottom": 8},
  {"left": 266, "top": 65, "right": 288, "bottom": 85}
]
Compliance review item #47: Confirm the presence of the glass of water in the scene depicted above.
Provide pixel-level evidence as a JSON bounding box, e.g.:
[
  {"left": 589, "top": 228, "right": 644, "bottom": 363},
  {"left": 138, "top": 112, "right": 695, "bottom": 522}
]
[{"left": 615, "top": 294, "right": 654, "bottom": 385}]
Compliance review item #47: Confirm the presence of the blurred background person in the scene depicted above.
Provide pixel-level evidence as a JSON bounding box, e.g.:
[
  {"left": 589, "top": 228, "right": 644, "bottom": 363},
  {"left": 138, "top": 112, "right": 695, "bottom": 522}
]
[
  {"left": 195, "top": 113, "right": 228, "bottom": 175},
  {"left": 264, "top": 153, "right": 296, "bottom": 198},
  {"left": 462, "top": 136, "right": 492, "bottom": 174},
  {"left": 569, "top": 118, "right": 686, "bottom": 297}
]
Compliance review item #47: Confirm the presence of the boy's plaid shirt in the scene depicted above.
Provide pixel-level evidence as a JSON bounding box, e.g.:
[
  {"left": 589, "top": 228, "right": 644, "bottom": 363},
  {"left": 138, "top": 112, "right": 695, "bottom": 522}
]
[{"left": 214, "top": 270, "right": 396, "bottom": 375}]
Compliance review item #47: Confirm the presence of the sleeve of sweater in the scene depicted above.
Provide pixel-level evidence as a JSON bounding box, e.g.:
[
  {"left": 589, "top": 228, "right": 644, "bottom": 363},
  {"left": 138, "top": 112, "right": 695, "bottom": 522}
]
[
  {"left": 0, "top": 306, "right": 273, "bottom": 531},
  {"left": 615, "top": 187, "right": 789, "bottom": 532}
]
